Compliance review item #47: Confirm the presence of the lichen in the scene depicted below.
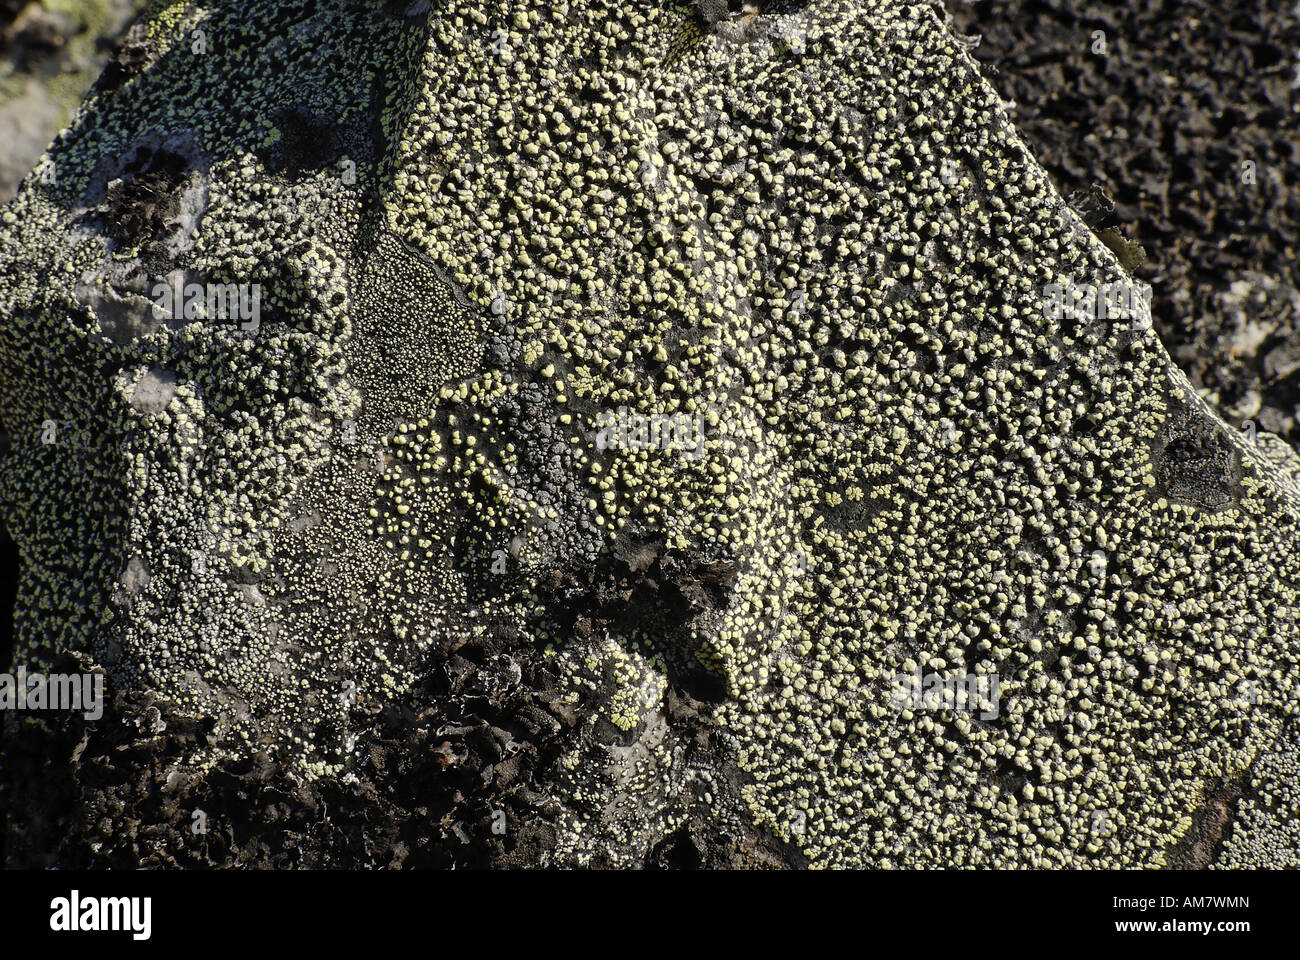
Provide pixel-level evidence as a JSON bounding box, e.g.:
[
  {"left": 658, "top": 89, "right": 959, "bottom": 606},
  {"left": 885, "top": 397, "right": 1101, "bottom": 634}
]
[{"left": 2, "top": 0, "right": 1298, "bottom": 869}]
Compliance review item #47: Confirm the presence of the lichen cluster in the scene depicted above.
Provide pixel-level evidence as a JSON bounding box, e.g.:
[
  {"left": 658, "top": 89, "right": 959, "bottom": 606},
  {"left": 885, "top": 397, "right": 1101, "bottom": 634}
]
[{"left": 1, "top": 0, "right": 1298, "bottom": 868}]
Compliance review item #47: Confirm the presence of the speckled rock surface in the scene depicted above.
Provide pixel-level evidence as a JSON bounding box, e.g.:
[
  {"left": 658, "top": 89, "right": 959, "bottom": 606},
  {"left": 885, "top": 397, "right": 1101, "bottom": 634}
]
[
  {"left": 1, "top": 0, "right": 1298, "bottom": 868},
  {"left": 0, "top": 0, "right": 147, "bottom": 202},
  {"left": 944, "top": 0, "right": 1300, "bottom": 448}
]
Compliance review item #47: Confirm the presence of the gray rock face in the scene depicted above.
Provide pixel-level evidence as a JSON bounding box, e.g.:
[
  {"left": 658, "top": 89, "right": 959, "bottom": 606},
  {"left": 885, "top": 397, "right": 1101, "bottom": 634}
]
[
  {"left": 0, "top": 1, "right": 147, "bottom": 201},
  {"left": 1, "top": 0, "right": 1298, "bottom": 868}
]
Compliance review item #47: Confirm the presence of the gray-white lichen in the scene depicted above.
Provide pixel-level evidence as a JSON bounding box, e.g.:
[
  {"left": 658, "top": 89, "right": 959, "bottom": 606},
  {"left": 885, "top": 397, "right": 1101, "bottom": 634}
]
[{"left": 1, "top": 0, "right": 1298, "bottom": 868}]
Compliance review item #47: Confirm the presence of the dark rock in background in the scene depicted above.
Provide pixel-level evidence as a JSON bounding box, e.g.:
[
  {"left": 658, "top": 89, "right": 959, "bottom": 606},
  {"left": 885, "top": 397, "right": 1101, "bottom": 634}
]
[{"left": 946, "top": 0, "right": 1300, "bottom": 442}]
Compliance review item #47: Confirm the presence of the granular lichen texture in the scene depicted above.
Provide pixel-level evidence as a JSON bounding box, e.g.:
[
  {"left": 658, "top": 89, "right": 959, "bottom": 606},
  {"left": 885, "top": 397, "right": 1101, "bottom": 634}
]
[{"left": 1, "top": 0, "right": 1298, "bottom": 869}]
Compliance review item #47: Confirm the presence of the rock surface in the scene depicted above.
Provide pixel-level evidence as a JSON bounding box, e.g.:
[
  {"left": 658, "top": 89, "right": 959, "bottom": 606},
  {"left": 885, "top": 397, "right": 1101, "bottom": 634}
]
[
  {"left": 946, "top": 0, "right": 1300, "bottom": 447},
  {"left": 1, "top": 0, "right": 1299, "bottom": 868},
  {"left": 0, "top": 0, "right": 147, "bottom": 201}
]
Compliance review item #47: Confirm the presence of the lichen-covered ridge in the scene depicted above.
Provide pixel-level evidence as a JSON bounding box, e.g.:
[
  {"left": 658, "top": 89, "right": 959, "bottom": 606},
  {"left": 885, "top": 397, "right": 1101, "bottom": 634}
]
[{"left": 1, "top": 0, "right": 1298, "bottom": 868}]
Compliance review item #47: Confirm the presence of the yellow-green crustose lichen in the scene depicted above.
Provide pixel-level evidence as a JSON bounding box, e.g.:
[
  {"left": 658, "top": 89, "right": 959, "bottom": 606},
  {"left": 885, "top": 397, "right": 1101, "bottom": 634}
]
[{"left": 1, "top": 0, "right": 1298, "bottom": 867}]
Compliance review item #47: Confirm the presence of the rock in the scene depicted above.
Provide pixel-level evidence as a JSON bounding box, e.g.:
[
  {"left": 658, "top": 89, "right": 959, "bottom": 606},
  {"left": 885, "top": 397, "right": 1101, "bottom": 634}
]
[
  {"left": 1222, "top": 389, "right": 1262, "bottom": 423},
  {"left": 947, "top": 0, "right": 1300, "bottom": 451},
  {"left": 1265, "top": 342, "right": 1300, "bottom": 382},
  {"left": 0, "top": 0, "right": 146, "bottom": 201},
  {"left": 2, "top": 0, "right": 1299, "bottom": 870}
]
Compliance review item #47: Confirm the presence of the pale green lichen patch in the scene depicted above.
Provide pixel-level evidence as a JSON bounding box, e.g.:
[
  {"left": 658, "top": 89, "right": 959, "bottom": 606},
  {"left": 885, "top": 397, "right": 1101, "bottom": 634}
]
[{"left": 1, "top": 0, "right": 1298, "bottom": 866}]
